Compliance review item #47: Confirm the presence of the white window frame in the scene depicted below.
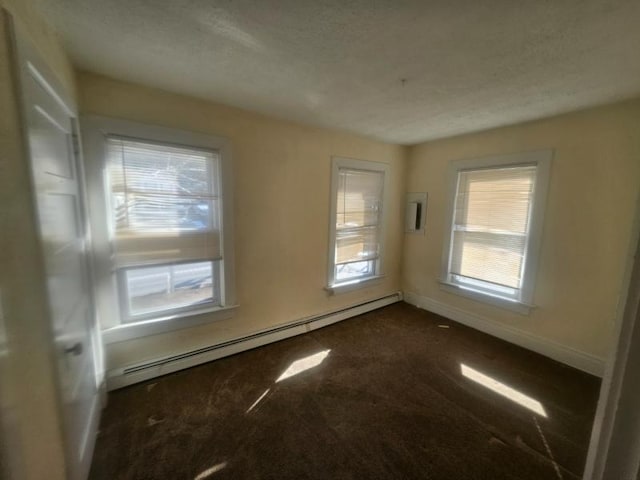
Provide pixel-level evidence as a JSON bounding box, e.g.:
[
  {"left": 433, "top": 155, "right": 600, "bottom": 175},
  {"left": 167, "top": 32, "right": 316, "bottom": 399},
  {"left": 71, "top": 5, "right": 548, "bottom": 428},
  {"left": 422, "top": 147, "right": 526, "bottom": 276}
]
[
  {"left": 440, "top": 150, "right": 552, "bottom": 314},
  {"left": 82, "top": 116, "right": 236, "bottom": 343},
  {"left": 327, "top": 156, "right": 390, "bottom": 294}
]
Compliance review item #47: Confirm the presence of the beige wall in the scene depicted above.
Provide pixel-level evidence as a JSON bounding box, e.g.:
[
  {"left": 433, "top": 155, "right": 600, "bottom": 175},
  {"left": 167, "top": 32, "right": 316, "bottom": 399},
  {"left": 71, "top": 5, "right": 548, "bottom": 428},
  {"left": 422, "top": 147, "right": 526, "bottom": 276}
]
[
  {"left": 77, "top": 72, "right": 407, "bottom": 370},
  {"left": 403, "top": 100, "right": 640, "bottom": 362},
  {"left": 0, "top": 1, "right": 75, "bottom": 479}
]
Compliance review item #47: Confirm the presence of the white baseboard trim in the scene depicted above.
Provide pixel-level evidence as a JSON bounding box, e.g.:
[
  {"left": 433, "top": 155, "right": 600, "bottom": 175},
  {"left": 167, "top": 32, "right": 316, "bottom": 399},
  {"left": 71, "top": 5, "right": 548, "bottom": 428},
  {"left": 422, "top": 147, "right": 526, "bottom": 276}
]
[
  {"left": 404, "top": 291, "right": 606, "bottom": 377},
  {"left": 106, "top": 292, "right": 403, "bottom": 390}
]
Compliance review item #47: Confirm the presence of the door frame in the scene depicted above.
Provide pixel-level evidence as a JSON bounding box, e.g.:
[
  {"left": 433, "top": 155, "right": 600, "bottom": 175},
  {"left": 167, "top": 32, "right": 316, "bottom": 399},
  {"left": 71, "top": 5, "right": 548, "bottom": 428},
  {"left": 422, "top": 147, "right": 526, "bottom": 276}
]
[{"left": 583, "top": 192, "right": 640, "bottom": 479}]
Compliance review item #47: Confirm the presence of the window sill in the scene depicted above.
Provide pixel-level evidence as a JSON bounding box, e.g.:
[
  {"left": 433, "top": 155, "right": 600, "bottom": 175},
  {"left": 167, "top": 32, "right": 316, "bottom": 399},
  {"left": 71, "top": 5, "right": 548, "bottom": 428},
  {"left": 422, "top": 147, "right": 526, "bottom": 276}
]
[
  {"left": 101, "top": 304, "right": 238, "bottom": 344},
  {"left": 326, "top": 275, "right": 385, "bottom": 295},
  {"left": 438, "top": 280, "right": 534, "bottom": 315}
]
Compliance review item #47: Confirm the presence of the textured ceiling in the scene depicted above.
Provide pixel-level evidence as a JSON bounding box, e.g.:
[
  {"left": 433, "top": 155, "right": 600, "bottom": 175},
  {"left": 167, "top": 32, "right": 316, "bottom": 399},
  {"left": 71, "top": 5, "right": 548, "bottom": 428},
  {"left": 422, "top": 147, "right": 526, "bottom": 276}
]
[{"left": 36, "top": 0, "right": 640, "bottom": 144}]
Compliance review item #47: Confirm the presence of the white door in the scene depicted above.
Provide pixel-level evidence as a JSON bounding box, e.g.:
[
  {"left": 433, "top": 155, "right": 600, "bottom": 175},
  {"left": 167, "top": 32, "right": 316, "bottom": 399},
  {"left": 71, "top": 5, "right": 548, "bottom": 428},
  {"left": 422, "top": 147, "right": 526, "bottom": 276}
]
[{"left": 13, "top": 24, "right": 101, "bottom": 480}]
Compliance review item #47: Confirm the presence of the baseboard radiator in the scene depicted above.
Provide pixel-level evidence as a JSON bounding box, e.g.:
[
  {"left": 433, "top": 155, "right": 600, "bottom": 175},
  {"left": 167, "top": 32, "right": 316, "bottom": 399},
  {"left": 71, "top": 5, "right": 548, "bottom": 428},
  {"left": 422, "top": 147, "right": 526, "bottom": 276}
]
[{"left": 107, "top": 292, "right": 403, "bottom": 390}]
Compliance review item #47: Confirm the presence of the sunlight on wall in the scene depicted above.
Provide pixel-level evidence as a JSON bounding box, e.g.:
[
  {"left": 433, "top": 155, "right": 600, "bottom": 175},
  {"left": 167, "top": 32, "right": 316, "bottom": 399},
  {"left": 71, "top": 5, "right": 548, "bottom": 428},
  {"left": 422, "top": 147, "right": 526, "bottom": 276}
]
[
  {"left": 460, "top": 364, "right": 547, "bottom": 417},
  {"left": 276, "top": 350, "right": 330, "bottom": 383}
]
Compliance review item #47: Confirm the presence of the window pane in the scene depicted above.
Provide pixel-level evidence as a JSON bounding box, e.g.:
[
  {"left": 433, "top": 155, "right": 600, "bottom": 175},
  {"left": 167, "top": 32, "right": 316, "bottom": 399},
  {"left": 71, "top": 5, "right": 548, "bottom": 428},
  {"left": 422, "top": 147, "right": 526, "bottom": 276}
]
[
  {"left": 337, "top": 209, "right": 380, "bottom": 228},
  {"left": 336, "top": 226, "right": 379, "bottom": 264},
  {"left": 455, "top": 166, "right": 536, "bottom": 234},
  {"left": 112, "top": 193, "right": 218, "bottom": 232},
  {"left": 336, "top": 260, "right": 375, "bottom": 282},
  {"left": 107, "top": 136, "right": 223, "bottom": 270},
  {"left": 107, "top": 137, "right": 220, "bottom": 234},
  {"left": 451, "top": 231, "right": 525, "bottom": 289},
  {"left": 107, "top": 138, "right": 216, "bottom": 196},
  {"left": 124, "top": 261, "right": 219, "bottom": 319},
  {"left": 336, "top": 169, "right": 383, "bottom": 229}
]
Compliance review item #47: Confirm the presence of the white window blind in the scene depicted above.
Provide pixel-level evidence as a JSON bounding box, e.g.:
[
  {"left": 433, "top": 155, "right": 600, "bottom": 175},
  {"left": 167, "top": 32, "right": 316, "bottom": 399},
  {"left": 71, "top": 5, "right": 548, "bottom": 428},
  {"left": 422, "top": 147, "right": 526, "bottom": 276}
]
[
  {"left": 334, "top": 167, "right": 384, "bottom": 283},
  {"left": 106, "top": 137, "right": 221, "bottom": 268},
  {"left": 449, "top": 165, "right": 537, "bottom": 297}
]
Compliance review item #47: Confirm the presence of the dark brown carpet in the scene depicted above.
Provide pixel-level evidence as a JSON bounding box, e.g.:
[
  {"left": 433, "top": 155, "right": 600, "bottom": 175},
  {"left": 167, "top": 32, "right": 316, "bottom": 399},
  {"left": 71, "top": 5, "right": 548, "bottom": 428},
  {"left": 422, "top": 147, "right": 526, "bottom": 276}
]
[{"left": 89, "top": 302, "right": 600, "bottom": 480}]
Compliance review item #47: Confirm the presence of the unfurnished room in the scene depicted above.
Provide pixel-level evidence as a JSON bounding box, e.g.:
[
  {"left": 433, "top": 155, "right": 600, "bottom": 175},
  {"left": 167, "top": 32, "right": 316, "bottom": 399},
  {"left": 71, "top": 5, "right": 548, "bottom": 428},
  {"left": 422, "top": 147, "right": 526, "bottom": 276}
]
[{"left": 1, "top": 1, "right": 640, "bottom": 479}]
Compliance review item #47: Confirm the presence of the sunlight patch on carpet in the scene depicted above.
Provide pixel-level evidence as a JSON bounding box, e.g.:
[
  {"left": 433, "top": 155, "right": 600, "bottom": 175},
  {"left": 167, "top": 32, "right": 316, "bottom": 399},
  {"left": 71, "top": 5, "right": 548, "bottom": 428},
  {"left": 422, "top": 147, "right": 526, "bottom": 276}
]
[{"left": 461, "top": 364, "right": 547, "bottom": 417}]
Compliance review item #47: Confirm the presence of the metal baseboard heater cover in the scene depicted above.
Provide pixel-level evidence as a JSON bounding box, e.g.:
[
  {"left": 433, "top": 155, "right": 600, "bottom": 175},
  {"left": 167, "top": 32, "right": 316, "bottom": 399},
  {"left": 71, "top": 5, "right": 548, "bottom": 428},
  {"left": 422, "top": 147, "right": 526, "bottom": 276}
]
[{"left": 107, "top": 292, "right": 402, "bottom": 390}]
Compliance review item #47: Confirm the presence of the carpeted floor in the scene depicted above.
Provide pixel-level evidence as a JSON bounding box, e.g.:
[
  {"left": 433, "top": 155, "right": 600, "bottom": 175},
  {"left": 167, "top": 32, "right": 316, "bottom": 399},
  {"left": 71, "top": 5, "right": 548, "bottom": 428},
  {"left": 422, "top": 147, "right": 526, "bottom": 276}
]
[{"left": 89, "top": 302, "right": 601, "bottom": 480}]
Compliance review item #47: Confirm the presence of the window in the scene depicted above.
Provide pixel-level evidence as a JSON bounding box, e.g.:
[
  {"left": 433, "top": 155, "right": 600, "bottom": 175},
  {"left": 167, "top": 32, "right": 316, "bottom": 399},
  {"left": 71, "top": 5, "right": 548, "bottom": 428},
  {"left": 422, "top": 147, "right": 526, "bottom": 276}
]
[
  {"left": 83, "top": 116, "right": 235, "bottom": 340},
  {"left": 328, "top": 157, "right": 389, "bottom": 291},
  {"left": 106, "top": 137, "right": 226, "bottom": 322},
  {"left": 441, "top": 151, "right": 551, "bottom": 313}
]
